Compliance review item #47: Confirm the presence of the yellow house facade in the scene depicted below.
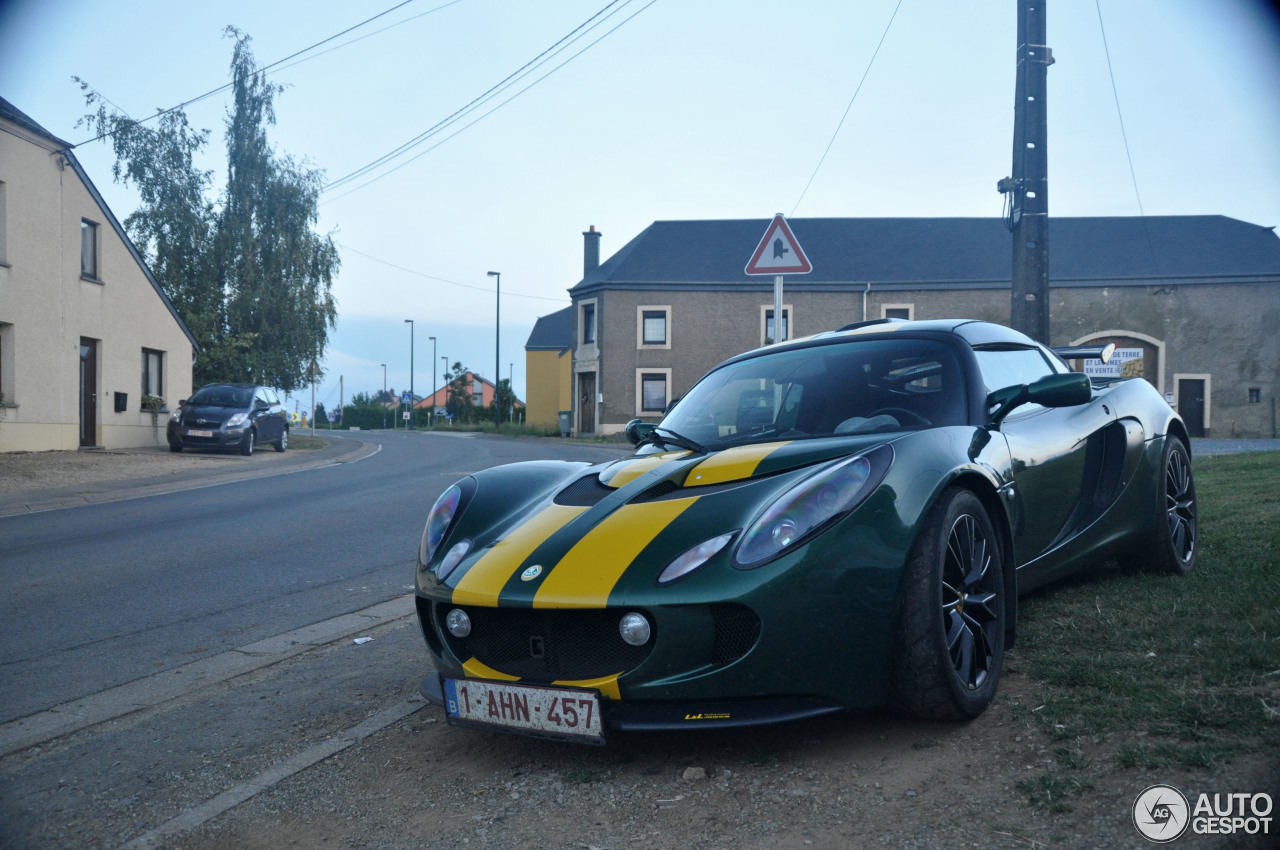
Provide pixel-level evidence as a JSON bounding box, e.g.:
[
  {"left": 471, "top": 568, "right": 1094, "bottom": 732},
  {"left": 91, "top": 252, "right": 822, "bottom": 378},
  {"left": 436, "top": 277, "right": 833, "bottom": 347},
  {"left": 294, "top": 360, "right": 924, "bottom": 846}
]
[
  {"left": 0, "top": 97, "right": 198, "bottom": 452},
  {"left": 523, "top": 306, "right": 572, "bottom": 430}
]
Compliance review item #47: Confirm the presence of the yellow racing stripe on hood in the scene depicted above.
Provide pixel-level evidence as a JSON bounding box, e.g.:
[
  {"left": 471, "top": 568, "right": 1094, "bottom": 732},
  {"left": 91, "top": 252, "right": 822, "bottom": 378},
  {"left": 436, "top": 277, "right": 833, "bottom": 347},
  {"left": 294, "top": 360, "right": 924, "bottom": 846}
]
[
  {"left": 598, "top": 450, "right": 689, "bottom": 488},
  {"left": 451, "top": 504, "right": 587, "bottom": 606},
  {"left": 533, "top": 498, "right": 697, "bottom": 609},
  {"left": 684, "top": 441, "right": 791, "bottom": 486}
]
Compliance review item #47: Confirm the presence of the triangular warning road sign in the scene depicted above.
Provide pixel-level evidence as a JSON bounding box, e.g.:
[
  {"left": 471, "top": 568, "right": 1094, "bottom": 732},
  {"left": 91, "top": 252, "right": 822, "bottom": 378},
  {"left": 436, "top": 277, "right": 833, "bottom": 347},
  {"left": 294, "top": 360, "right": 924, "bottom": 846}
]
[{"left": 745, "top": 214, "right": 812, "bottom": 276}]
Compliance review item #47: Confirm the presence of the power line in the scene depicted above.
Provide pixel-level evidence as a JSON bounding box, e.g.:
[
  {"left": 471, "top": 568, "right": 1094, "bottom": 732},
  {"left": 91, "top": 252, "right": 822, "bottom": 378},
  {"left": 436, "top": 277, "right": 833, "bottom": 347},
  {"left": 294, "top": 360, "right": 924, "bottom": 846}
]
[
  {"left": 791, "top": 0, "right": 903, "bottom": 216},
  {"left": 1094, "top": 0, "right": 1161, "bottom": 274},
  {"left": 324, "top": 0, "right": 631, "bottom": 191},
  {"left": 72, "top": 0, "right": 463, "bottom": 147},
  {"left": 322, "top": 0, "right": 658, "bottom": 199},
  {"left": 336, "top": 242, "right": 569, "bottom": 303}
]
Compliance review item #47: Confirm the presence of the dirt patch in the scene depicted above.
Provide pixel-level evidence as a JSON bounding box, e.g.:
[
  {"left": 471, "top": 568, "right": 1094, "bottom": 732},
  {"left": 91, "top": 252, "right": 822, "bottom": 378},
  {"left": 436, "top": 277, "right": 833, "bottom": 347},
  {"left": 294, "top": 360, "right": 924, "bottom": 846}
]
[
  {"left": 168, "top": 667, "right": 1278, "bottom": 850},
  {"left": 0, "top": 449, "right": 238, "bottom": 493}
]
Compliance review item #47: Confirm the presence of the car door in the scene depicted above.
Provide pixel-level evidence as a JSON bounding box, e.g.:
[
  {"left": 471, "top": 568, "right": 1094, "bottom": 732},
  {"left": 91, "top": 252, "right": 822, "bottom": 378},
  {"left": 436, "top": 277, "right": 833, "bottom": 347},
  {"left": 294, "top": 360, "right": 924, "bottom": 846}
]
[
  {"left": 976, "top": 345, "right": 1116, "bottom": 565},
  {"left": 253, "top": 388, "right": 279, "bottom": 444}
]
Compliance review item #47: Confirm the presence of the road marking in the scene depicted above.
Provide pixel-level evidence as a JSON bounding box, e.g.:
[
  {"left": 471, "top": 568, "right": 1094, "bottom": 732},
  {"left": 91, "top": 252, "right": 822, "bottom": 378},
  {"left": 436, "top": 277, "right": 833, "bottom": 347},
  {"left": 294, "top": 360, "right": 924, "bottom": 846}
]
[
  {"left": 121, "top": 696, "right": 426, "bottom": 849},
  {"left": 0, "top": 594, "right": 415, "bottom": 757}
]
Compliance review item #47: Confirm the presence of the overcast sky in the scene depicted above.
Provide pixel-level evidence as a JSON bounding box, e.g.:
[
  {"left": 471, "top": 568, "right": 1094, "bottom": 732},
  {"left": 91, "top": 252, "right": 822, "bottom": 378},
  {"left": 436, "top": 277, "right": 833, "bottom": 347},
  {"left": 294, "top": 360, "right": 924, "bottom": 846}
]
[{"left": 3, "top": 0, "right": 1278, "bottom": 410}]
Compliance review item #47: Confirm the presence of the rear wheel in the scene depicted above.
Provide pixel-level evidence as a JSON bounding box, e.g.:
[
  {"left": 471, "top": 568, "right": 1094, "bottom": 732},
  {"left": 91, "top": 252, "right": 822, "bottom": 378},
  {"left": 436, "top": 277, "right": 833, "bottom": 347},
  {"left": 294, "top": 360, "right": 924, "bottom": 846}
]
[
  {"left": 240, "top": 429, "right": 255, "bottom": 457},
  {"left": 891, "top": 488, "right": 1006, "bottom": 720},
  {"left": 1140, "top": 438, "right": 1197, "bottom": 574},
  {"left": 274, "top": 429, "right": 288, "bottom": 453}
]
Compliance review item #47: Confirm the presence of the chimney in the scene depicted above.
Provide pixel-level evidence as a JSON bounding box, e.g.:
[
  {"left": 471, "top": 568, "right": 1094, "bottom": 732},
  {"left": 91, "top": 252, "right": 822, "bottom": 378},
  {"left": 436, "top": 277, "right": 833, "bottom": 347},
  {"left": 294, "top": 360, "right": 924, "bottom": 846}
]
[{"left": 583, "top": 225, "right": 602, "bottom": 277}]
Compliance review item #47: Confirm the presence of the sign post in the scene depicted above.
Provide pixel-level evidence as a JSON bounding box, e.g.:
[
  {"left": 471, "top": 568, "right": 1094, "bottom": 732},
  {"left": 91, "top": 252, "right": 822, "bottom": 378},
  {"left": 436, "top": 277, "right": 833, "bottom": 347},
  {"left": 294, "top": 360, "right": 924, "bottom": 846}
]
[{"left": 745, "top": 214, "right": 812, "bottom": 344}]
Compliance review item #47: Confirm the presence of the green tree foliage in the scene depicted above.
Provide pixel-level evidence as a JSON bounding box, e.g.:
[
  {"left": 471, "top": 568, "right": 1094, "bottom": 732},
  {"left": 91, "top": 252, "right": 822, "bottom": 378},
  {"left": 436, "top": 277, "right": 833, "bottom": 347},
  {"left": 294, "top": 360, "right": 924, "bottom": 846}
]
[
  {"left": 444, "top": 361, "right": 475, "bottom": 424},
  {"left": 313, "top": 403, "right": 329, "bottom": 426},
  {"left": 491, "top": 378, "right": 521, "bottom": 425},
  {"left": 78, "top": 28, "right": 338, "bottom": 392},
  {"left": 341, "top": 391, "right": 389, "bottom": 430}
]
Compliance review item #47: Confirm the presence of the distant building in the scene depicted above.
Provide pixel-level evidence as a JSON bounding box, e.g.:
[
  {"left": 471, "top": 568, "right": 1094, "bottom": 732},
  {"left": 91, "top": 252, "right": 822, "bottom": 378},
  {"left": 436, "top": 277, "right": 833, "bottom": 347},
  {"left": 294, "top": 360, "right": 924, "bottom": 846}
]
[
  {"left": 0, "top": 97, "right": 199, "bottom": 452},
  {"left": 415, "top": 371, "right": 523, "bottom": 421},
  {"left": 566, "top": 216, "right": 1280, "bottom": 439},
  {"left": 523, "top": 306, "right": 573, "bottom": 429}
]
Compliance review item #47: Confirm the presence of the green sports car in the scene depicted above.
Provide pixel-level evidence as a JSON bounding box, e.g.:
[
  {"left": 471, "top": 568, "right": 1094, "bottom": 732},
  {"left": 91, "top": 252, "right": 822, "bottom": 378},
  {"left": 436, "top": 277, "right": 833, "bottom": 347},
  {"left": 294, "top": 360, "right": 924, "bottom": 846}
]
[{"left": 414, "top": 319, "right": 1197, "bottom": 743}]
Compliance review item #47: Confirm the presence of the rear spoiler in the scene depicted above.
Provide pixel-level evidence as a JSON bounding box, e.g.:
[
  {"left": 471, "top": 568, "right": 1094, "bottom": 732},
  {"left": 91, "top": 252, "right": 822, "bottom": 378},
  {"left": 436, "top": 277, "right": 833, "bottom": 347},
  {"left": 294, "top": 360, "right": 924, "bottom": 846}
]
[{"left": 1053, "top": 342, "right": 1116, "bottom": 364}]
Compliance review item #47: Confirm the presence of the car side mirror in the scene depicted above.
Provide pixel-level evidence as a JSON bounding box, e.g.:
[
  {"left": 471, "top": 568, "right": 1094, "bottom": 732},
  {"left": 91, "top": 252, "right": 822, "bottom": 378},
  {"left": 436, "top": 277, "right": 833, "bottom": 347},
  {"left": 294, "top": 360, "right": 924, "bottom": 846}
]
[
  {"left": 254, "top": 399, "right": 269, "bottom": 410},
  {"left": 988, "top": 372, "right": 1091, "bottom": 428},
  {"left": 625, "top": 418, "right": 656, "bottom": 446}
]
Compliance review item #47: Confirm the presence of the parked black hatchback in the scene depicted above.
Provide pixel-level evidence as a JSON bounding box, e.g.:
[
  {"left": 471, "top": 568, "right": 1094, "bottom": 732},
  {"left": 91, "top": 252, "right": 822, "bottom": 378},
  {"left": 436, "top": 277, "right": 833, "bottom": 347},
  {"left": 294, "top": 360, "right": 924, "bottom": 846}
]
[{"left": 167, "top": 383, "right": 288, "bottom": 456}]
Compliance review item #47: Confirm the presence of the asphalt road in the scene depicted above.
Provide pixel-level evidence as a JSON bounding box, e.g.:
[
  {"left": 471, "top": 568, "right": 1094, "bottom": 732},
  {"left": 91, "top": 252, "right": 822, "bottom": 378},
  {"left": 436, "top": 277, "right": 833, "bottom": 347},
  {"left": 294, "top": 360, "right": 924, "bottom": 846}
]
[{"left": 0, "top": 432, "right": 630, "bottom": 848}]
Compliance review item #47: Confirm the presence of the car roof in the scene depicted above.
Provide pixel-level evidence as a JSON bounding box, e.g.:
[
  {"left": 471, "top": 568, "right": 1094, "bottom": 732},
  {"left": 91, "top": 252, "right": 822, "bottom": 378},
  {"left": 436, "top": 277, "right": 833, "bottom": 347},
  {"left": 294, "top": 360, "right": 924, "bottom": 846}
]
[{"left": 719, "top": 319, "right": 1039, "bottom": 370}]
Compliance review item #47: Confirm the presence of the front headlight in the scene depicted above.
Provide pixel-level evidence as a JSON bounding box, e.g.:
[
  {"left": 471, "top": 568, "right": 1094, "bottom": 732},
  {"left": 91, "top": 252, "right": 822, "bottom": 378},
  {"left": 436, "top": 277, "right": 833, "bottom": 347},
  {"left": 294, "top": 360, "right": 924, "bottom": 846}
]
[
  {"left": 420, "top": 483, "right": 464, "bottom": 566},
  {"left": 226, "top": 412, "right": 249, "bottom": 428},
  {"left": 169, "top": 408, "right": 182, "bottom": 424},
  {"left": 734, "top": 446, "right": 892, "bottom": 569}
]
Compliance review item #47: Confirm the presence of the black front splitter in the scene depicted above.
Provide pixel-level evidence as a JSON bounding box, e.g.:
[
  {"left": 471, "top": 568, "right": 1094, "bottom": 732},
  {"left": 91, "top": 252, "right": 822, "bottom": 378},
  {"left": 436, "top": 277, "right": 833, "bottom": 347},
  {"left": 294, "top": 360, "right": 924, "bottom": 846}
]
[{"left": 420, "top": 675, "right": 842, "bottom": 735}]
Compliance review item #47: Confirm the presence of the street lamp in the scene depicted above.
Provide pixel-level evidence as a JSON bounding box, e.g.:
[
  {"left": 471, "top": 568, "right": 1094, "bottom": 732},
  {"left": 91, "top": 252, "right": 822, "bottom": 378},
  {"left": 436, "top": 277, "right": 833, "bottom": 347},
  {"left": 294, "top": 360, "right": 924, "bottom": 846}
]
[
  {"left": 429, "top": 336, "right": 437, "bottom": 428},
  {"left": 381, "top": 363, "right": 387, "bottom": 430},
  {"left": 404, "top": 319, "right": 415, "bottom": 430},
  {"left": 441, "top": 355, "right": 448, "bottom": 424},
  {"left": 488, "top": 271, "right": 501, "bottom": 429}
]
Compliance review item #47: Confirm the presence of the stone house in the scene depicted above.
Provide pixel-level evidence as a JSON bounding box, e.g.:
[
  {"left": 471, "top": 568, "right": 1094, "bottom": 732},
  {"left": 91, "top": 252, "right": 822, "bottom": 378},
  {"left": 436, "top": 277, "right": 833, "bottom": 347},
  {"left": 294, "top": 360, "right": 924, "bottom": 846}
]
[{"left": 563, "top": 216, "right": 1280, "bottom": 439}]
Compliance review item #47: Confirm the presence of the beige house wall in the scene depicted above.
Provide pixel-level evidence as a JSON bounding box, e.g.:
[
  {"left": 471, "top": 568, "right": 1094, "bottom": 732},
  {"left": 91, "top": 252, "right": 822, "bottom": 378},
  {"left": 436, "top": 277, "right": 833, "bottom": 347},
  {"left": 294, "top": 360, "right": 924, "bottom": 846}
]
[{"left": 0, "top": 111, "right": 194, "bottom": 452}]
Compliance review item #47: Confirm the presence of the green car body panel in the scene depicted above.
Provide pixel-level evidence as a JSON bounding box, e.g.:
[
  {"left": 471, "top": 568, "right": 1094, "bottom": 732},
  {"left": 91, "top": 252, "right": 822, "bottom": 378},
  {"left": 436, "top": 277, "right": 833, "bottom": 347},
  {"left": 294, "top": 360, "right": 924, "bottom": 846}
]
[{"left": 414, "top": 319, "right": 1194, "bottom": 736}]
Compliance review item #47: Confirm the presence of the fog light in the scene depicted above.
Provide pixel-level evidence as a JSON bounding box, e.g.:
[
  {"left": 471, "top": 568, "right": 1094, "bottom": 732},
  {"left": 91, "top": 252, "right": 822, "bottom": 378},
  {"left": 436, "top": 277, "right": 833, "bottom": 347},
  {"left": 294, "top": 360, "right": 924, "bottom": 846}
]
[
  {"left": 445, "top": 608, "right": 471, "bottom": 638},
  {"left": 619, "top": 612, "right": 651, "bottom": 646}
]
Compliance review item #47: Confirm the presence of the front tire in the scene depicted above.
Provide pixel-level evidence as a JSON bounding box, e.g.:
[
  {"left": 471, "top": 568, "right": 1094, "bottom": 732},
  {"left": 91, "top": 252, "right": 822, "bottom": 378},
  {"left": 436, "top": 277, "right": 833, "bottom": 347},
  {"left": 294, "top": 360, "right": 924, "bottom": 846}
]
[
  {"left": 891, "top": 488, "right": 1006, "bottom": 720},
  {"left": 1140, "top": 438, "right": 1197, "bottom": 574},
  {"left": 168, "top": 443, "right": 182, "bottom": 453},
  {"left": 240, "top": 429, "right": 255, "bottom": 457}
]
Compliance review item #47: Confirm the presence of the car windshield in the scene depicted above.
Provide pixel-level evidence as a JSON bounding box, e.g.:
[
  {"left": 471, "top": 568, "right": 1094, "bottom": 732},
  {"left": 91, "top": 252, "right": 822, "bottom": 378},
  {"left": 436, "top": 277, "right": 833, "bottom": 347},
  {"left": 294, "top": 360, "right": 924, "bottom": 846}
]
[
  {"left": 660, "top": 338, "right": 966, "bottom": 449},
  {"left": 188, "top": 386, "right": 253, "bottom": 408}
]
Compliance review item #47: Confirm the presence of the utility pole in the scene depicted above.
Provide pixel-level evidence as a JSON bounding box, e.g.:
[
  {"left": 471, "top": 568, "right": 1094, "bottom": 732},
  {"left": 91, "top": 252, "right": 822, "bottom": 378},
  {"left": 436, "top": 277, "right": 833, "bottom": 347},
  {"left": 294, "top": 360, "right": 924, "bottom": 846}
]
[{"left": 999, "top": 0, "right": 1053, "bottom": 343}]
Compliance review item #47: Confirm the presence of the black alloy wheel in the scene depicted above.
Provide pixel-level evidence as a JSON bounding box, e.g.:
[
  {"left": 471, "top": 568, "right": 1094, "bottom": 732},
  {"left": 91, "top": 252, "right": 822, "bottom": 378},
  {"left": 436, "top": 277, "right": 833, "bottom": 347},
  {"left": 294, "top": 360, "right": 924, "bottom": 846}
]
[
  {"left": 275, "top": 429, "right": 288, "bottom": 452},
  {"left": 891, "top": 487, "right": 1006, "bottom": 720},
  {"left": 240, "top": 429, "right": 255, "bottom": 457},
  {"left": 1142, "top": 438, "right": 1197, "bottom": 574}
]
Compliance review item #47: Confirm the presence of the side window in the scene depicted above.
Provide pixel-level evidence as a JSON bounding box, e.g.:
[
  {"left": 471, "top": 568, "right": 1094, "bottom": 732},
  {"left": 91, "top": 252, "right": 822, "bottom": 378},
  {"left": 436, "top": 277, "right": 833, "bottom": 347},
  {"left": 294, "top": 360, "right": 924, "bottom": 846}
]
[
  {"left": 973, "top": 346, "right": 1057, "bottom": 414},
  {"left": 581, "top": 302, "right": 596, "bottom": 345}
]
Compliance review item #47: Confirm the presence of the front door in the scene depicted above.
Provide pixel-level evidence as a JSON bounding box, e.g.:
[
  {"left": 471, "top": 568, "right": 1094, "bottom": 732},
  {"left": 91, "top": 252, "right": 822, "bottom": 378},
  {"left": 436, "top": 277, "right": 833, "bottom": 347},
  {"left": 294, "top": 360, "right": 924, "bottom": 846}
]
[
  {"left": 1178, "top": 378, "right": 1206, "bottom": 437},
  {"left": 578, "top": 372, "right": 596, "bottom": 435},
  {"left": 79, "top": 338, "right": 97, "bottom": 447}
]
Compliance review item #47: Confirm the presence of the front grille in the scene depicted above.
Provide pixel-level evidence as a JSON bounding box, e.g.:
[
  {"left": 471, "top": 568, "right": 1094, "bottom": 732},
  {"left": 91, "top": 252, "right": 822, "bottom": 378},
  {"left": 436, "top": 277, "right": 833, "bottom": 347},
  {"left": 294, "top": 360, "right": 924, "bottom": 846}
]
[
  {"left": 711, "top": 603, "right": 761, "bottom": 666},
  {"left": 554, "top": 475, "right": 614, "bottom": 507},
  {"left": 442, "top": 605, "right": 652, "bottom": 682}
]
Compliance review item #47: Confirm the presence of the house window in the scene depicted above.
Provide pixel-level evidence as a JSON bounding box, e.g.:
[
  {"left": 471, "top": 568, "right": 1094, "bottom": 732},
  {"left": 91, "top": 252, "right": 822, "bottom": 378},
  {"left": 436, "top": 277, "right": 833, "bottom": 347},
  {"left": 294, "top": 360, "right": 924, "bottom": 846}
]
[
  {"left": 81, "top": 219, "right": 99, "bottom": 279},
  {"left": 637, "top": 305, "right": 671, "bottom": 349},
  {"left": 582, "top": 302, "right": 596, "bottom": 345},
  {"left": 141, "top": 348, "right": 164, "bottom": 398},
  {"left": 472, "top": 380, "right": 484, "bottom": 406},
  {"left": 0, "top": 322, "right": 11, "bottom": 405},
  {"left": 0, "top": 181, "right": 8, "bottom": 264},
  {"left": 883, "top": 304, "right": 914, "bottom": 320},
  {"left": 1248, "top": 388, "right": 1261, "bottom": 403},
  {"left": 762, "top": 307, "right": 791, "bottom": 345},
  {"left": 637, "top": 369, "right": 671, "bottom": 414}
]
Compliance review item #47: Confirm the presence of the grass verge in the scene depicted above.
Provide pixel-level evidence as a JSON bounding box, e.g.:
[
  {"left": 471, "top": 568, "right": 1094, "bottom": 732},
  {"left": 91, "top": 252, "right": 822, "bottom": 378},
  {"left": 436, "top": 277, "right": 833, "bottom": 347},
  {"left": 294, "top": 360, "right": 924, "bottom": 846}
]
[{"left": 1013, "top": 450, "right": 1280, "bottom": 771}]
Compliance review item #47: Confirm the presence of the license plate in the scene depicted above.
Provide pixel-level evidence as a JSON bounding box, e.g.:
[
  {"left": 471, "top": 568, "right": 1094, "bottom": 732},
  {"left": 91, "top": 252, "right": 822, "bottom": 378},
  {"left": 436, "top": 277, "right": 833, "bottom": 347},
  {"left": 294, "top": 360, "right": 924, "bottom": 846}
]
[
  {"left": 443, "top": 677, "right": 604, "bottom": 742},
  {"left": 186, "top": 429, "right": 213, "bottom": 438}
]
